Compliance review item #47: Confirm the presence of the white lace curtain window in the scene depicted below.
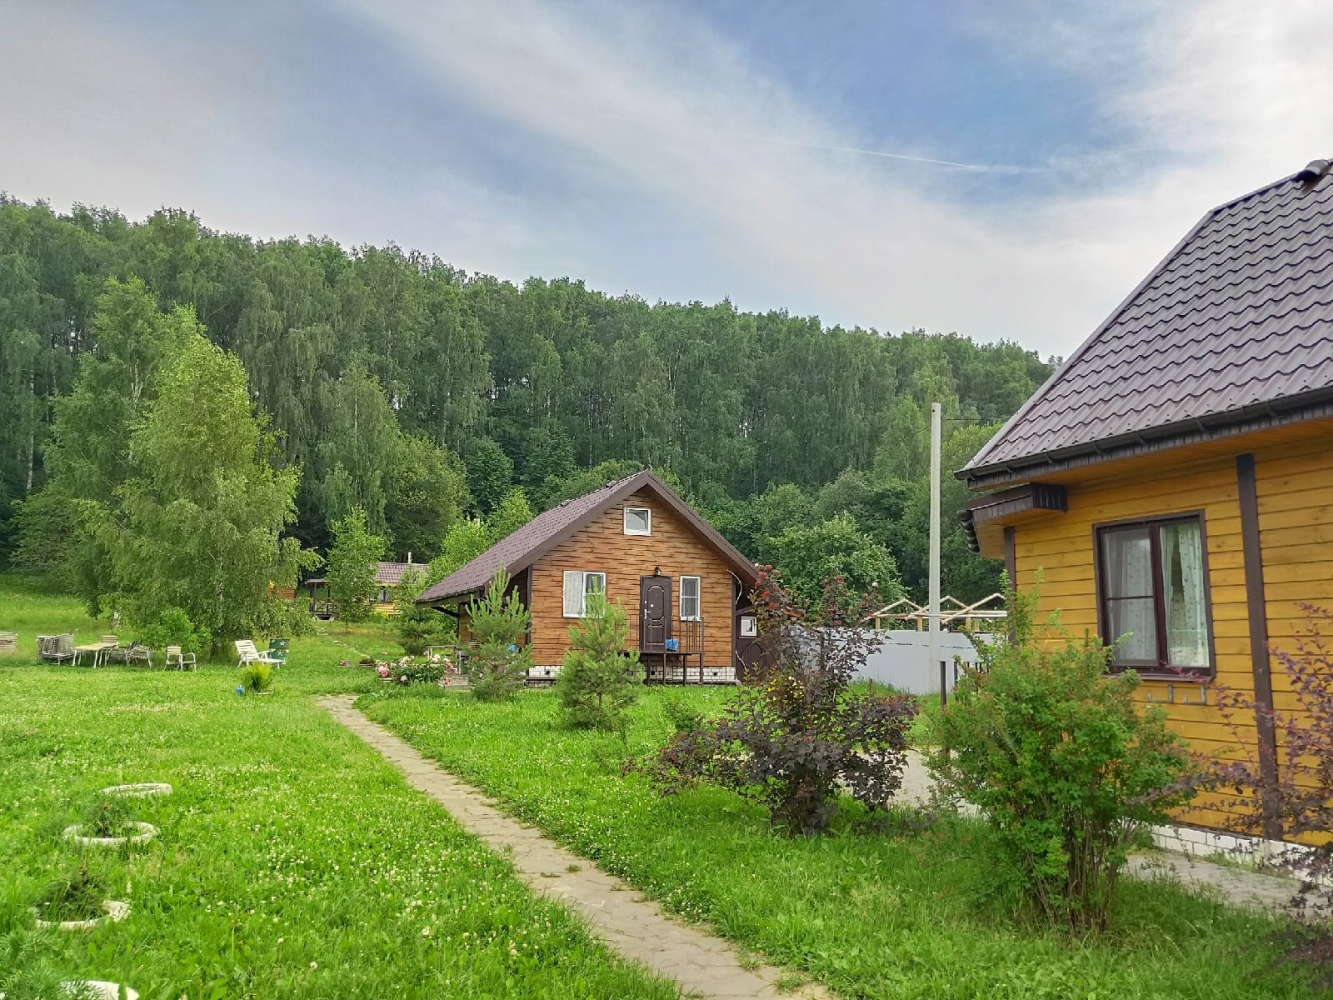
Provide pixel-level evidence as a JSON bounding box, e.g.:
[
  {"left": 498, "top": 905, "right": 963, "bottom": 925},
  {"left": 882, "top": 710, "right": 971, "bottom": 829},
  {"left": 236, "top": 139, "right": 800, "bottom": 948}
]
[
  {"left": 1102, "top": 527, "right": 1157, "bottom": 662},
  {"left": 1159, "top": 521, "right": 1208, "bottom": 667}
]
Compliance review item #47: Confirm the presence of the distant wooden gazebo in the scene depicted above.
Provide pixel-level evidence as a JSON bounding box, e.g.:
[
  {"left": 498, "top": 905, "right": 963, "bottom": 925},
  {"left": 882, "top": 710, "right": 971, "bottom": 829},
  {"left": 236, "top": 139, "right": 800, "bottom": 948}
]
[{"left": 304, "top": 559, "right": 419, "bottom": 619}]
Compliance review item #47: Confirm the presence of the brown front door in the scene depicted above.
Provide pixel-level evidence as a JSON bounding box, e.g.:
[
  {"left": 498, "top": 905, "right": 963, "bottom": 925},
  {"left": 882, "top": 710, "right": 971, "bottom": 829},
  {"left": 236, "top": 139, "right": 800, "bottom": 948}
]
[{"left": 640, "top": 576, "right": 672, "bottom": 652}]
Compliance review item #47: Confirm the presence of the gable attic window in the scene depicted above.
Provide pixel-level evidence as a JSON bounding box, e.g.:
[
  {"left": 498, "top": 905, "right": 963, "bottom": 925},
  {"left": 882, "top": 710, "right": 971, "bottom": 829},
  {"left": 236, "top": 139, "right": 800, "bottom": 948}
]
[
  {"left": 563, "top": 571, "right": 606, "bottom": 617},
  {"left": 624, "top": 507, "right": 651, "bottom": 536},
  {"left": 1095, "top": 514, "right": 1212, "bottom": 677}
]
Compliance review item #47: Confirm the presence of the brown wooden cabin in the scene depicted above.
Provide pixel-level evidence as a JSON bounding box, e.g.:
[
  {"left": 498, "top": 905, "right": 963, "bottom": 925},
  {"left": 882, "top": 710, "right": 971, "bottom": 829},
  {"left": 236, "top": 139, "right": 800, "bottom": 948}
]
[
  {"left": 306, "top": 561, "right": 419, "bottom": 618},
  {"left": 959, "top": 157, "right": 1333, "bottom": 840},
  {"left": 417, "top": 470, "right": 760, "bottom": 683}
]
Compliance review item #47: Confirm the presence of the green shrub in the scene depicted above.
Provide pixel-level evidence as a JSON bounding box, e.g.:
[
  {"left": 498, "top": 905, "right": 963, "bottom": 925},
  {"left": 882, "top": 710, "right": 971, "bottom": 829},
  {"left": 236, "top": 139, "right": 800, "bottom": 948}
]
[
  {"left": 385, "top": 655, "right": 451, "bottom": 686},
  {"left": 633, "top": 570, "right": 917, "bottom": 835},
  {"left": 136, "top": 605, "right": 212, "bottom": 656},
  {"left": 469, "top": 569, "right": 532, "bottom": 702},
  {"left": 924, "top": 588, "right": 1196, "bottom": 934},
  {"left": 557, "top": 589, "right": 640, "bottom": 730},
  {"left": 239, "top": 660, "right": 273, "bottom": 693}
]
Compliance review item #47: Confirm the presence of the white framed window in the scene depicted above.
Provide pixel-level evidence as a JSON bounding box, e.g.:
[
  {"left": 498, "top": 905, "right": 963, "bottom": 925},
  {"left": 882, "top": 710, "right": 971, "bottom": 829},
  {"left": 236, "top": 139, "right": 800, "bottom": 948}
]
[
  {"left": 739, "top": 616, "right": 757, "bottom": 637},
  {"left": 562, "top": 570, "right": 607, "bottom": 617},
  {"left": 680, "top": 576, "right": 701, "bottom": 620},
  {"left": 623, "top": 507, "right": 651, "bottom": 536}
]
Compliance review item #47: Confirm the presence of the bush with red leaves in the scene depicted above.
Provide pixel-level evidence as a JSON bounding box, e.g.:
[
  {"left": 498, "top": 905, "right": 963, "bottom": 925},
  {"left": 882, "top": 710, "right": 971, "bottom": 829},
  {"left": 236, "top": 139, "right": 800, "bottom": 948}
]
[
  {"left": 629, "top": 570, "right": 917, "bottom": 835},
  {"left": 1210, "top": 603, "right": 1333, "bottom": 980}
]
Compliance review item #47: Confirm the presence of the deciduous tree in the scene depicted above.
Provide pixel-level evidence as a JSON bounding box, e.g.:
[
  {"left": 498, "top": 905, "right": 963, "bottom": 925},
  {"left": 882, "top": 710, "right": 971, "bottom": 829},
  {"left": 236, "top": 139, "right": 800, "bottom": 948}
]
[
  {"left": 326, "top": 505, "right": 385, "bottom": 623},
  {"left": 102, "top": 334, "right": 313, "bottom": 648}
]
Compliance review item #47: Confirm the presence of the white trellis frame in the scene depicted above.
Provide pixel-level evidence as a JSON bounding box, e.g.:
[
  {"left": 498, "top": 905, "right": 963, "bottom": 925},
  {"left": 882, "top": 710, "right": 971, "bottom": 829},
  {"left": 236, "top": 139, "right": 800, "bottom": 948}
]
[{"left": 863, "top": 592, "right": 1007, "bottom": 632}]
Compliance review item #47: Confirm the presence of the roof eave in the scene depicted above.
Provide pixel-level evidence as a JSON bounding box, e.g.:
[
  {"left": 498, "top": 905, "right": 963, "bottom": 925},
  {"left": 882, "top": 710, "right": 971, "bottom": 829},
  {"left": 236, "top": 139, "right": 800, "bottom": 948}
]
[
  {"left": 961, "top": 205, "right": 1218, "bottom": 478},
  {"left": 963, "top": 386, "right": 1333, "bottom": 490}
]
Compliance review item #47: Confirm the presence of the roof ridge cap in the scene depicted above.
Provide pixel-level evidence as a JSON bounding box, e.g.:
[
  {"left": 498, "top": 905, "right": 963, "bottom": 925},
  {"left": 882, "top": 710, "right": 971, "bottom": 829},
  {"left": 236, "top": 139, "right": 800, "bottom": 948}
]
[{"left": 1212, "top": 160, "right": 1332, "bottom": 214}]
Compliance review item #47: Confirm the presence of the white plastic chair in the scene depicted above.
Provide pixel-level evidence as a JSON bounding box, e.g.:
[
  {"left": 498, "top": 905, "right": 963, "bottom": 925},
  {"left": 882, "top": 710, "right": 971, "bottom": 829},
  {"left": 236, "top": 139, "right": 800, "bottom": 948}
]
[
  {"left": 166, "top": 645, "right": 196, "bottom": 671},
  {"left": 235, "top": 639, "right": 281, "bottom": 668}
]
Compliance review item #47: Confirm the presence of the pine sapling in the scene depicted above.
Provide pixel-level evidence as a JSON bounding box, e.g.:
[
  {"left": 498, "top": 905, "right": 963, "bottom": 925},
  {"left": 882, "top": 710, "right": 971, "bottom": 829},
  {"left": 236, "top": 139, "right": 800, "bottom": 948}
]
[{"left": 558, "top": 589, "right": 641, "bottom": 729}]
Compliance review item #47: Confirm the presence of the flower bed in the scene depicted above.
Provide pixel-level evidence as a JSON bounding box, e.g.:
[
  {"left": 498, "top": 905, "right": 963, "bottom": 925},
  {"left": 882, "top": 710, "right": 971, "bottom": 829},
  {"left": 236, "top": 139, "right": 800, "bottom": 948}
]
[
  {"left": 62, "top": 822, "right": 157, "bottom": 849},
  {"left": 33, "top": 899, "right": 131, "bottom": 932},
  {"left": 374, "top": 652, "right": 457, "bottom": 687}
]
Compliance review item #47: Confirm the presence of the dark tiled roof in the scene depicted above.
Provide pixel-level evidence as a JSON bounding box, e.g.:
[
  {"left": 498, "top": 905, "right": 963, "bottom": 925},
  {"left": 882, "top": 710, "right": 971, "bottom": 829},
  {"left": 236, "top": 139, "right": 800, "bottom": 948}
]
[
  {"left": 305, "top": 562, "right": 419, "bottom": 588},
  {"left": 964, "top": 160, "right": 1333, "bottom": 482},
  {"left": 376, "top": 562, "right": 416, "bottom": 586},
  {"left": 417, "top": 470, "right": 758, "bottom": 604}
]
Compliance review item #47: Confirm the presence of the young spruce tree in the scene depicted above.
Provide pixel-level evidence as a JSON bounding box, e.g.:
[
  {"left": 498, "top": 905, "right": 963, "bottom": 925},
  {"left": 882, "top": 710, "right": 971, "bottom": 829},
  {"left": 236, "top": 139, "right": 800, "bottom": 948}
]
[
  {"left": 469, "top": 569, "right": 532, "bottom": 701},
  {"left": 557, "top": 589, "right": 640, "bottom": 730}
]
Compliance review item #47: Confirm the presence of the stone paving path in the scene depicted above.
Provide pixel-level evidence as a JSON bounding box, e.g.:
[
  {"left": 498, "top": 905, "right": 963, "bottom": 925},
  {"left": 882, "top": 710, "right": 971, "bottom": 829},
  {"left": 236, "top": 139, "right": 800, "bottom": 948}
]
[
  {"left": 897, "top": 749, "right": 1299, "bottom": 914},
  {"left": 317, "top": 696, "right": 827, "bottom": 1000},
  {"left": 1123, "top": 852, "right": 1298, "bottom": 912}
]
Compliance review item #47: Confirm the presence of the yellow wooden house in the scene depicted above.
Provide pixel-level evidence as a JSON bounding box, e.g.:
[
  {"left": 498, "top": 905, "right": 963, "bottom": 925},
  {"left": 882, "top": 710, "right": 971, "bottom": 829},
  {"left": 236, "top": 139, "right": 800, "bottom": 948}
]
[{"left": 959, "top": 157, "right": 1333, "bottom": 838}]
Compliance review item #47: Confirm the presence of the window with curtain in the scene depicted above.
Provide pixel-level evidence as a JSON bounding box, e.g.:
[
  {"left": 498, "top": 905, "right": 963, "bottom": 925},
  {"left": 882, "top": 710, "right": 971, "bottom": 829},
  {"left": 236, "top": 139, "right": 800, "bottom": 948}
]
[
  {"left": 562, "top": 571, "right": 606, "bottom": 617},
  {"left": 680, "top": 576, "right": 701, "bottom": 620},
  {"left": 1096, "top": 515, "right": 1211, "bottom": 674}
]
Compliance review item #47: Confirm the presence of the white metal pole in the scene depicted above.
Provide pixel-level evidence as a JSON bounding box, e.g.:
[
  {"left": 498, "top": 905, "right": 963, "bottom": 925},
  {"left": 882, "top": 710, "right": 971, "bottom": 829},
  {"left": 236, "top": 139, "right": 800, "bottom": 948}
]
[{"left": 928, "top": 401, "right": 942, "bottom": 697}]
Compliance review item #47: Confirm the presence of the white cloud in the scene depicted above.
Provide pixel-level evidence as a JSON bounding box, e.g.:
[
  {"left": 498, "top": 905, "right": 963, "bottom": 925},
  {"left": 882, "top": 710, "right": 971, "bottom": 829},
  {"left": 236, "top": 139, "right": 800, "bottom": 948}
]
[
  {"left": 342, "top": 0, "right": 1333, "bottom": 356},
  {"left": 0, "top": 1, "right": 555, "bottom": 278},
  {"left": 4, "top": 1, "right": 1332, "bottom": 358}
]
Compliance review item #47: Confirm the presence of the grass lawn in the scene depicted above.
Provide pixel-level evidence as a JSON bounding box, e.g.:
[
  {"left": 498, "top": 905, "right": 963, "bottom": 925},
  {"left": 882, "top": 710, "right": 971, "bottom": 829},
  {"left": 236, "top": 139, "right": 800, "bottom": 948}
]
[
  {"left": 0, "top": 578, "right": 677, "bottom": 998},
  {"left": 361, "top": 686, "right": 1325, "bottom": 1000}
]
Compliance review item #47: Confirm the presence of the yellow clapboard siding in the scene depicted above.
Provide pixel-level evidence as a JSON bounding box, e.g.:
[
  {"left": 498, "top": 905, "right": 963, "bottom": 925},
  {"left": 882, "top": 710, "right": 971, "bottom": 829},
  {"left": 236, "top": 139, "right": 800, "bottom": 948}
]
[
  {"left": 1001, "top": 431, "right": 1329, "bottom": 838},
  {"left": 1257, "top": 488, "right": 1333, "bottom": 516},
  {"left": 1260, "top": 521, "right": 1333, "bottom": 548},
  {"left": 1016, "top": 522, "right": 1243, "bottom": 559},
  {"left": 1262, "top": 579, "right": 1333, "bottom": 602},
  {"left": 1261, "top": 544, "right": 1333, "bottom": 568}
]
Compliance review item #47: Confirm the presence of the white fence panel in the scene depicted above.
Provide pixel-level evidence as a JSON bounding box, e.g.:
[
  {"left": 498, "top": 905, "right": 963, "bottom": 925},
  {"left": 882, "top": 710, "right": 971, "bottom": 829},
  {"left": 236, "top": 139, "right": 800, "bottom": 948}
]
[{"left": 851, "top": 630, "right": 991, "bottom": 695}]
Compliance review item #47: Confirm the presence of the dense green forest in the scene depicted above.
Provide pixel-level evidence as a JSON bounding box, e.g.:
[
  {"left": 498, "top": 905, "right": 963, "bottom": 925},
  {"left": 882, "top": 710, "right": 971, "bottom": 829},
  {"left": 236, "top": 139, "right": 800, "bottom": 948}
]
[{"left": 0, "top": 195, "right": 1053, "bottom": 612}]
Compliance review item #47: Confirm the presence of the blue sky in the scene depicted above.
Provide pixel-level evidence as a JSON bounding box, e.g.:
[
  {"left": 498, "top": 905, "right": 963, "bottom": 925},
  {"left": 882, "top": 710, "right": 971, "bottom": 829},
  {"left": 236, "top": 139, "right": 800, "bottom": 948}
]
[{"left": 3, "top": 1, "right": 1331, "bottom": 357}]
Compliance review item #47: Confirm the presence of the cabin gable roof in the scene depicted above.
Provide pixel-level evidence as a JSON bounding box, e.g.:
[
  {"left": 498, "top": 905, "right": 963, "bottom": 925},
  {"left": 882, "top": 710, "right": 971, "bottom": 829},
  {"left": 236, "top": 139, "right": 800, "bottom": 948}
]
[{"left": 417, "top": 470, "right": 758, "bottom": 604}]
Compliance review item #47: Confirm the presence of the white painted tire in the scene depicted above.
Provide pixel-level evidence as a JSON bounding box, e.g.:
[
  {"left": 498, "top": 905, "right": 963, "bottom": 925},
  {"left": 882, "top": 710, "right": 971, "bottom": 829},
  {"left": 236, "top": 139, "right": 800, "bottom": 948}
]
[
  {"left": 62, "top": 822, "right": 157, "bottom": 848},
  {"left": 63, "top": 981, "right": 139, "bottom": 1000},
  {"left": 99, "top": 782, "right": 172, "bottom": 798},
  {"left": 34, "top": 899, "right": 130, "bottom": 931}
]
